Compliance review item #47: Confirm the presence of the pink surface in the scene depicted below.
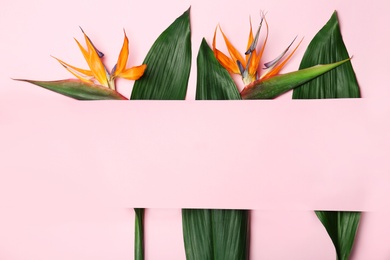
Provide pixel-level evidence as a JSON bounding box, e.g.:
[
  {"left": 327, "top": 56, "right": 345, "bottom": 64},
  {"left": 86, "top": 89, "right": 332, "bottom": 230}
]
[
  {"left": 1, "top": 99, "right": 389, "bottom": 211},
  {"left": 1, "top": 0, "right": 389, "bottom": 259}
]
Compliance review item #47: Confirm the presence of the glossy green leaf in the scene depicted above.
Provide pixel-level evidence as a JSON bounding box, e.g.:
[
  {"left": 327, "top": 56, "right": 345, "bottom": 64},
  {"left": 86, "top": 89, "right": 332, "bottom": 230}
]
[
  {"left": 182, "top": 40, "right": 248, "bottom": 260},
  {"left": 182, "top": 209, "right": 249, "bottom": 260},
  {"left": 15, "top": 79, "right": 127, "bottom": 100},
  {"left": 241, "top": 59, "right": 350, "bottom": 99},
  {"left": 292, "top": 11, "right": 360, "bottom": 98},
  {"left": 130, "top": 8, "right": 192, "bottom": 100},
  {"left": 130, "top": 9, "right": 192, "bottom": 260},
  {"left": 292, "top": 11, "right": 361, "bottom": 260},
  {"left": 196, "top": 38, "right": 241, "bottom": 100},
  {"left": 316, "top": 211, "right": 360, "bottom": 260}
]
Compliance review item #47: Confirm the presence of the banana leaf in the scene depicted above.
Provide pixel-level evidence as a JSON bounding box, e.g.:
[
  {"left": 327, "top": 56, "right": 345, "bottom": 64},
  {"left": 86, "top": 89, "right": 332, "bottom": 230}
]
[
  {"left": 130, "top": 8, "right": 192, "bottom": 100},
  {"left": 316, "top": 211, "right": 361, "bottom": 260},
  {"left": 182, "top": 209, "right": 249, "bottom": 260},
  {"left": 196, "top": 38, "right": 241, "bottom": 100},
  {"left": 182, "top": 39, "right": 249, "bottom": 260},
  {"left": 129, "top": 8, "right": 192, "bottom": 260},
  {"left": 292, "top": 11, "right": 360, "bottom": 99},
  {"left": 292, "top": 11, "right": 361, "bottom": 260}
]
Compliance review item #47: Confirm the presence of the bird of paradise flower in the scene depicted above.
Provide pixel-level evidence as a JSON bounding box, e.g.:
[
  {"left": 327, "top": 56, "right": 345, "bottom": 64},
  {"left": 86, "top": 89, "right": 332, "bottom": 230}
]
[
  {"left": 16, "top": 29, "right": 146, "bottom": 100},
  {"left": 54, "top": 28, "right": 146, "bottom": 90},
  {"left": 209, "top": 14, "right": 350, "bottom": 100},
  {"left": 213, "top": 14, "right": 302, "bottom": 88}
]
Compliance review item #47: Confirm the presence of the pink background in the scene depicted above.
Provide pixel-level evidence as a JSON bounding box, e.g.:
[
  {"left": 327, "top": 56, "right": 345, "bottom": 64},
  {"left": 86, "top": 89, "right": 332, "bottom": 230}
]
[{"left": 1, "top": 0, "right": 389, "bottom": 259}]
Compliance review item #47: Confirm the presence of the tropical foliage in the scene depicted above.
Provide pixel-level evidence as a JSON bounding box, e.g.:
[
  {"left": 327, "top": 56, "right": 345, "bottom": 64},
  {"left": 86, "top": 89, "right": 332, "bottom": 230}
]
[
  {"left": 16, "top": 8, "right": 360, "bottom": 260},
  {"left": 292, "top": 11, "right": 361, "bottom": 260}
]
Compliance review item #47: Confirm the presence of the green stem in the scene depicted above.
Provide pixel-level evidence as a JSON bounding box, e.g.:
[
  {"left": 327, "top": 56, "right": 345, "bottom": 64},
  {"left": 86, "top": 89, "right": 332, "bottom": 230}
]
[{"left": 134, "top": 208, "right": 145, "bottom": 260}]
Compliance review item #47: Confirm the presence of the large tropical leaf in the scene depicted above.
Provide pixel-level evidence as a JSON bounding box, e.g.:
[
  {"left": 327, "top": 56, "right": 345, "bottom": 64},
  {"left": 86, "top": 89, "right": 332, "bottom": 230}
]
[
  {"left": 130, "top": 8, "right": 192, "bottom": 100},
  {"left": 182, "top": 209, "right": 249, "bottom": 260},
  {"left": 129, "top": 8, "right": 192, "bottom": 260},
  {"left": 196, "top": 38, "right": 241, "bottom": 100},
  {"left": 316, "top": 211, "right": 360, "bottom": 260},
  {"left": 14, "top": 79, "right": 127, "bottom": 100},
  {"left": 292, "top": 11, "right": 360, "bottom": 98},
  {"left": 182, "top": 39, "right": 248, "bottom": 260},
  {"left": 292, "top": 11, "right": 361, "bottom": 260}
]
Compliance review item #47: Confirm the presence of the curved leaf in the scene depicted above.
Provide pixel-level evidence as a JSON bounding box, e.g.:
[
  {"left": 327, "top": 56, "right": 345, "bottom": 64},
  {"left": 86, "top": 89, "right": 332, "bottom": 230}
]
[
  {"left": 130, "top": 8, "right": 192, "bottom": 260},
  {"left": 182, "top": 39, "right": 248, "bottom": 260},
  {"left": 15, "top": 79, "right": 127, "bottom": 100},
  {"left": 196, "top": 38, "right": 241, "bottom": 100},
  {"left": 292, "top": 11, "right": 360, "bottom": 98},
  {"left": 182, "top": 209, "right": 213, "bottom": 260},
  {"left": 241, "top": 59, "right": 350, "bottom": 99},
  {"left": 292, "top": 11, "right": 361, "bottom": 260},
  {"left": 316, "top": 211, "right": 360, "bottom": 260},
  {"left": 130, "top": 8, "right": 192, "bottom": 100}
]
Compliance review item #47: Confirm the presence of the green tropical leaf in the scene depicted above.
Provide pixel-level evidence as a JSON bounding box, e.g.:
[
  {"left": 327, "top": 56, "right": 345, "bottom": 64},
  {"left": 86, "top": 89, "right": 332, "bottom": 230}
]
[
  {"left": 130, "top": 8, "right": 192, "bottom": 100},
  {"left": 14, "top": 79, "right": 127, "bottom": 100},
  {"left": 292, "top": 11, "right": 360, "bottom": 98},
  {"left": 241, "top": 59, "right": 350, "bottom": 99},
  {"left": 182, "top": 209, "right": 213, "bottom": 260},
  {"left": 130, "top": 8, "right": 192, "bottom": 260},
  {"left": 196, "top": 38, "right": 241, "bottom": 100},
  {"left": 316, "top": 211, "right": 360, "bottom": 260},
  {"left": 182, "top": 40, "right": 248, "bottom": 260},
  {"left": 182, "top": 209, "right": 249, "bottom": 260},
  {"left": 292, "top": 11, "right": 361, "bottom": 260}
]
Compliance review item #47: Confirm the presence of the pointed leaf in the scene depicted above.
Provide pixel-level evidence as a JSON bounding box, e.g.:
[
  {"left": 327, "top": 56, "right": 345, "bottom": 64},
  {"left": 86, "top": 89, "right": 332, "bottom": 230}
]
[
  {"left": 130, "top": 9, "right": 191, "bottom": 260},
  {"left": 15, "top": 79, "right": 127, "bottom": 100},
  {"left": 292, "top": 11, "right": 361, "bottom": 260},
  {"left": 292, "top": 11, "right": 360, "bottom": 98},
  {"left": 196, "top": 38, "right": 241, "bottom": 100},
  {"left": 241, "top": 59, "right": 350, "bottom": 99},
  {"left": 211, "top": 209, "right": 249, "bottom": 260},
  {"left": 130, "top": 8, "right": 191, "bottom": 100},
  {"left": 182, "top": 209, "right": 213, "bottom": 260},
  {"left": 182, "top": 209, "right": 249, "bottom": 260},
  {"left": 182, "top": 40, "right": 248, "bottom": 260},
  {"left": 316, "top": 211, "right": 360, "bottom": 260}
]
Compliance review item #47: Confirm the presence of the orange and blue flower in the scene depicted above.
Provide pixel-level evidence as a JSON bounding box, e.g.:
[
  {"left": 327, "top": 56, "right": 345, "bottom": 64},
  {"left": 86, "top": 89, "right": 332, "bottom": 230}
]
[
  {"left": 53, "top": 28, "right": 146, "bottom": 90},
  {"left": 213, "top": 15, "right": 302, "bottom": 86}
]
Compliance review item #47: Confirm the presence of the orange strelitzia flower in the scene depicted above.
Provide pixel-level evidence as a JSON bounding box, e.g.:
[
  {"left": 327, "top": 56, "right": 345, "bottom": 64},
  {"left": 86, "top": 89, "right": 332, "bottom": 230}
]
[
  {"left": 53, "top": 28, "right": 146, "bottom": 90},
  {"left": 213, "top": 15, "right": 302, "bottom": 86}
]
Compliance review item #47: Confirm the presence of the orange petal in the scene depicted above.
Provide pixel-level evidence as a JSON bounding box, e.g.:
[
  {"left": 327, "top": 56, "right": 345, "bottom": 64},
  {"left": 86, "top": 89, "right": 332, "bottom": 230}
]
[
  {"left": 248, "top": 50, "right": 259, "bottom": 77},
  {"left": 118, "top": 64, "right": 147, "bottom": 80},
  {"left": 213, "top": 26, "right": 240, "bottom": 74},
  {"left": 74, "top": 38, "right": 90, "bottom": 64},
  {"left": 82, "top": 32, "right": 109, "bottom": 87},
  {"left": 113, "top": 30, "right": 129, "bottom": 78},
  {"left": 212, "top": 26, "right": 218, "bottom": 54},
  {"left": 52, "top": 56, "right": 94, "bottom": 84},
  {"left": 246, "top": 16, "right": 268, "bottom": 78},
  {"left": 247, "top": 18, "right": 262, "bottom": 77},
  {"left": 219, "top": 26, "right": 245, "bottom": 70},
  {"left": 215, "top": 49, "right": 241, "bottom": 74}
]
